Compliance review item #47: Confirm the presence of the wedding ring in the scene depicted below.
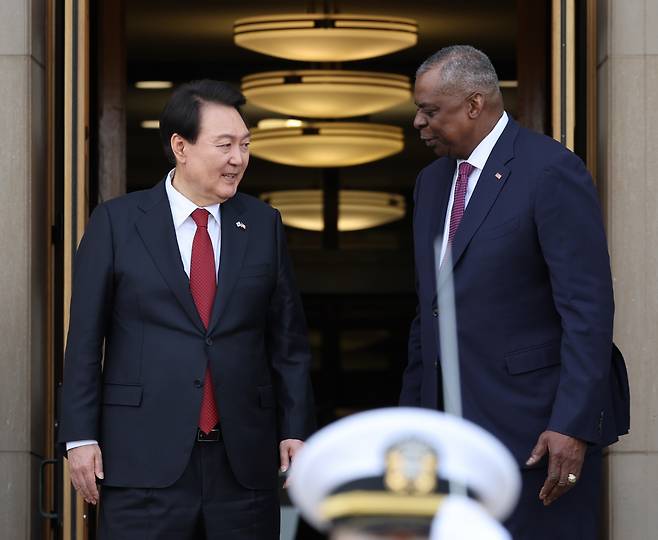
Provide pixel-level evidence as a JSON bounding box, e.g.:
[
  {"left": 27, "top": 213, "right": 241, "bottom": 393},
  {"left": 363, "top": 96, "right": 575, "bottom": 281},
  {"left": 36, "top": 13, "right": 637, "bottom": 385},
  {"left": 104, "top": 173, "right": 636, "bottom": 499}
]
[{"left": 567, "top": 473, "right": 577, "bottom": 484}]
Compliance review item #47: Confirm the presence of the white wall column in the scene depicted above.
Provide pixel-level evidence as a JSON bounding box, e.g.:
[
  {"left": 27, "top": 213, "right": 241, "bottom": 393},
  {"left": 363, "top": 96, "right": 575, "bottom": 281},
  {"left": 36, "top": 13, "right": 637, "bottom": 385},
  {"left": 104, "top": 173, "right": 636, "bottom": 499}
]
[
  {"left": 0, "top": 0, "right": 47, "bottom": 537},
  {"left": 598, "top": 0, "right": 658, "bottom": 537}
]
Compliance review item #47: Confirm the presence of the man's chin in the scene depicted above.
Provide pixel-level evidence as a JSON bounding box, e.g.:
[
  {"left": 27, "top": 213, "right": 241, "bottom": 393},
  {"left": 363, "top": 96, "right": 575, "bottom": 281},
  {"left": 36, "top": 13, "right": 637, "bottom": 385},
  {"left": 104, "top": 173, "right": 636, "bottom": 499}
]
[
  {"left": 217, "top": 184, "right": 240, "bottom": 203},
  {"left": 422, "top": 138, "right": 449, "bottom": 158},
  {"left": 432, "top": 143, "right": 449, "bottom": 158}
]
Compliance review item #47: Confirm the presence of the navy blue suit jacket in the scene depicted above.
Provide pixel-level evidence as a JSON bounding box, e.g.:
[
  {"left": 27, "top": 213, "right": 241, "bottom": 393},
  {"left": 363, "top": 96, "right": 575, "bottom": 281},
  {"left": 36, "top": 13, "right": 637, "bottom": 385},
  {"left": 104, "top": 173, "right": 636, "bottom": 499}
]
[
  {"left": 400, "top": 118, "right": 629, "bottom": 465},
  {"left": 58, "top": 180, "right": 315, "bottom": 489}
]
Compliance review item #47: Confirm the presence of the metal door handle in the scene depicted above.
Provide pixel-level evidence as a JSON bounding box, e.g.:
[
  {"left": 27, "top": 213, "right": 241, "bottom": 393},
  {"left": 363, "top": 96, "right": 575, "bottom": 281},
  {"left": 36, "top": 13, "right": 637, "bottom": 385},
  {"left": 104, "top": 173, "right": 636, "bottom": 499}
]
[{"left": 39, "top": 458, "right": 59, "bottom": 520}]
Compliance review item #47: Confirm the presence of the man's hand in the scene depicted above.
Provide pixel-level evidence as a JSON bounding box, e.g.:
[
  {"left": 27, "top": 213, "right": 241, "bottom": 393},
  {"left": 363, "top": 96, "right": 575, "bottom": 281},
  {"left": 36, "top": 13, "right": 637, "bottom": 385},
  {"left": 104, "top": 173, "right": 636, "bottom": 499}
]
[
  {"left": 526, "top": 430, "right": 586, "bottom": 506},
  {"left": 67, "top": 444, "right": 104, "bottom": 505},
  {"left": 279, "top": 439, "right": 304, "bottom": 488}
]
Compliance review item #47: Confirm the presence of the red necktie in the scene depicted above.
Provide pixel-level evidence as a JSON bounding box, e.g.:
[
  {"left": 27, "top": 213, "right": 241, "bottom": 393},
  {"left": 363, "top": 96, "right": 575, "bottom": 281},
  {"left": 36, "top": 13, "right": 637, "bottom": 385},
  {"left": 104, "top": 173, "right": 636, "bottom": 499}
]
[
  {"left": 190, "top": 209, "right": 219, "bottom": 434},
  {"left": 447, "top": 161, "right": 475, "bottom": 246}
]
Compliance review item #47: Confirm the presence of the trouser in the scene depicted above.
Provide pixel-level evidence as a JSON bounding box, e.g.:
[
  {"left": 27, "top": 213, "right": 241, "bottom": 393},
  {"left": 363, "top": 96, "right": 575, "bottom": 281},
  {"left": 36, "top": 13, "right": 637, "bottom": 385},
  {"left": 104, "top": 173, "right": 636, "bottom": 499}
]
[{"left": 98, "top": 436, "right": 280, "bottom": 539}]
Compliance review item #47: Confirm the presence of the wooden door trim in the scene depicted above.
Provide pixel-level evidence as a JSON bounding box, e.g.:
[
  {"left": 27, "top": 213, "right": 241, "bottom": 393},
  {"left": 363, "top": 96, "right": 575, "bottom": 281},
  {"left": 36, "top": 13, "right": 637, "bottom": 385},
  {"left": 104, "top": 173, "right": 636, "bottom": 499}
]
[
  {"left": 62, "top": 0, "right": 91, "bottom": 537},
  {"left": 551, "top": 0, "right": 576, "bottom": 150}
]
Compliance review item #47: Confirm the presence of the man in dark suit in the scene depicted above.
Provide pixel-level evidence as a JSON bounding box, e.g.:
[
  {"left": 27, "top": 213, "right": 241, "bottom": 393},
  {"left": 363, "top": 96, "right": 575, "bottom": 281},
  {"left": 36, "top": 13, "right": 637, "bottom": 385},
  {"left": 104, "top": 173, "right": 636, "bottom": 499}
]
[
  {"left": 58, "top": 80, "right": 315, "bottom": 538},
  {"left": 400, "top": 46, "right": 629, "bottom": 539}
]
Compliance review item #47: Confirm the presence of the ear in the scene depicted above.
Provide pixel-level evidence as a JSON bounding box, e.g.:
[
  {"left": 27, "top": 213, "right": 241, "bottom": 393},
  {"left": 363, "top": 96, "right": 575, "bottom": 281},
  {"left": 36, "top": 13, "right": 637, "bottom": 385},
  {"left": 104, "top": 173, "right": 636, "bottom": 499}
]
[
  {"left": 466, "top": 92, "right": 485, "bottom": 119},
  {"left": 170, "top": 133, "right": 186, "bottom": 163}
]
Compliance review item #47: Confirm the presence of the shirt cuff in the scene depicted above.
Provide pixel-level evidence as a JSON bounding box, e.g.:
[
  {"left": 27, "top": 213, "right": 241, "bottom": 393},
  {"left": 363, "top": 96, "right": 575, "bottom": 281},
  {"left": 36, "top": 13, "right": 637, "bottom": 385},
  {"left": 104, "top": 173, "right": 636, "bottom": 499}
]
[{"left": 66, "top": 440, "right": 98, "bottom": 451}]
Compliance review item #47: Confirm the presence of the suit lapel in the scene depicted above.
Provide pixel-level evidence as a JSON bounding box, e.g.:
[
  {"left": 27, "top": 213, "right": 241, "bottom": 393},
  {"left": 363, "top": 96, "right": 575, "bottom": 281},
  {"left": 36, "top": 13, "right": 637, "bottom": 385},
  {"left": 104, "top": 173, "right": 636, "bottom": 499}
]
[
  {"left": 449, "top": 119, "right": 519, "bottom": 269},
  {"left": 207, "top": 196, "right": 248, "bottom": 335},
  {"left": 135, "top": 180, "right": 205, "bottom": 333},
  {"left": 428, "top": 158, "right": 457, "bottom": 243},
  {"left": 425, "top": 158, "right": 457, "bottom": 312}
]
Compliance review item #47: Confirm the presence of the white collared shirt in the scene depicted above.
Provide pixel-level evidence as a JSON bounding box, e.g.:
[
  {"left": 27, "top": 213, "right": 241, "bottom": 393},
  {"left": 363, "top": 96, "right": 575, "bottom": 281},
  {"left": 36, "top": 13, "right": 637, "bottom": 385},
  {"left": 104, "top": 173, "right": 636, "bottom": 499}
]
[
  {"left": 165, "top": 169, "right": 221, "bottom": 279},
  {"left": 67, "top": 170, "right": 222, "bottom": 452},
  {"left": 438, "top": 111, "right": 509, "bottom": 265}
]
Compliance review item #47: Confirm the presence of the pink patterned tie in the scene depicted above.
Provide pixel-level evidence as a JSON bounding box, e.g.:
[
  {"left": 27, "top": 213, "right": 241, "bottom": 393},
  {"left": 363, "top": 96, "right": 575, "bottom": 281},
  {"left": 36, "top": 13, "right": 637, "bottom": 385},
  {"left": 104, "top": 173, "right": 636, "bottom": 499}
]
[
  {"left": 447, "top": 161, "right": 475, "bottom": 246},
  {"left": 190, "top": 209, "right": 219, "bottom": 434}
]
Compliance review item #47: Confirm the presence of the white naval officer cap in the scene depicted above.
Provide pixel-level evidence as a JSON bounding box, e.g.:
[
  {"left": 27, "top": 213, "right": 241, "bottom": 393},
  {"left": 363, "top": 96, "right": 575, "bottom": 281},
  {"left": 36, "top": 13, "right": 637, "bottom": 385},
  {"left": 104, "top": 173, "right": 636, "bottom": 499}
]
[{"left": 288, "top": 407, "right": 520, "bottom": 536}]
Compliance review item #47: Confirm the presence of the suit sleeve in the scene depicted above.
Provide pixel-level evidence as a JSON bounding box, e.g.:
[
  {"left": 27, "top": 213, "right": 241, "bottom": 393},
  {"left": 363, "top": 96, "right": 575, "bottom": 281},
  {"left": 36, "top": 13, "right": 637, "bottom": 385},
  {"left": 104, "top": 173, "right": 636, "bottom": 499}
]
[
  {"left": 400, "top": 305, "right": 422, "bottom": 406},
  {"left": 58, "top": 204, "right": 114, "bottom": 446},
  {"left": 399, "top": 171, "right": 424, "bottom": 406},
  {"left": 534, "top": 150, "right": 614, "bottom": 444},
  {"left": 267, "top": 210, "right": 315, "bottom": 441}
]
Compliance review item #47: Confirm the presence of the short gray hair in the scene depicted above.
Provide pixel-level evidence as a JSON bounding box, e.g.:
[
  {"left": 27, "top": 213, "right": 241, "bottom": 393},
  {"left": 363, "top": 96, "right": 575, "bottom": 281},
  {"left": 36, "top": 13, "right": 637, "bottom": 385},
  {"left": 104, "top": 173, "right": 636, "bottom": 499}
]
[{"left": 416, "top": 45, "right": 499, "bottom": 95}]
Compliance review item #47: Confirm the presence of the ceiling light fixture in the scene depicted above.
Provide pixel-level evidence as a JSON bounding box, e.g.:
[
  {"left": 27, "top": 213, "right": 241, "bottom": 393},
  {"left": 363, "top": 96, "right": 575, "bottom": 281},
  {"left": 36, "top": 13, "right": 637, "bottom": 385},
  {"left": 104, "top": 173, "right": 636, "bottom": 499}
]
[
  {"left": 234, "top": 14, "right": 417, "bottom": 62},
  {"left": 260, "top": 190, "right": 406, "bottom": 231},
  {"left": 242, "top": 70, "right": 411, "bottom": 119},
  {"left": 250, "top": 120, "right": 404, "bottom": 167},
  {"left": 257, "top": 118, "right": 305, "bottom": 129},
  {"left": 135, "top": 81, "right": 173, "bottom": 89},
  {"left": 140, "top": 120, "right": 160, "bottom": 129}
]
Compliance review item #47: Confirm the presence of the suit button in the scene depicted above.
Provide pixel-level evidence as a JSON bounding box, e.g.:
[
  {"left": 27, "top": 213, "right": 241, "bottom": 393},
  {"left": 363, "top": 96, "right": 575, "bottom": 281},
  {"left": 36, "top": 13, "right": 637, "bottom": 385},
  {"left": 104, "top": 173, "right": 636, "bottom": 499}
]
[
  {"left": 194, "top": 379, "right": 203, "bottom": 388},
  {"left": 434, "top": 360, "right": 438, "bottom": 368},
  {"left": 205, "top": 337, "right": 213, "bottom": 346},
  {"left": 432, "top": 310, "right": 439, "bottom": 318}
]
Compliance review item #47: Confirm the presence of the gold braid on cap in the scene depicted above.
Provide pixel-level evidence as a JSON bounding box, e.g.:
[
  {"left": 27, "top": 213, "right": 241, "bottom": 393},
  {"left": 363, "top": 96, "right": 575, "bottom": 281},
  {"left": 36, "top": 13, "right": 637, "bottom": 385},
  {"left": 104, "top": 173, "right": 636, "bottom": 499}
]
[{"left": 320, "top": 492, "right": 444, "bottom": 520}]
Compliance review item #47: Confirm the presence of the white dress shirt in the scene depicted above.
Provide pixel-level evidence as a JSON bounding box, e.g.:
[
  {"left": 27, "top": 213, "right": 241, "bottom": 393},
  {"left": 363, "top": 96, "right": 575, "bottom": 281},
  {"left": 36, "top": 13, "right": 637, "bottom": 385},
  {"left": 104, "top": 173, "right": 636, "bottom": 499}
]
[
  {"left": 67, "top": 170, "right": 222, "bottom": 452},
  {"left": 165, "top": 169, "right": 222, "bottom": 278},
  {"left": 438, "top": 112, "right": 509, "bottom": 266}
]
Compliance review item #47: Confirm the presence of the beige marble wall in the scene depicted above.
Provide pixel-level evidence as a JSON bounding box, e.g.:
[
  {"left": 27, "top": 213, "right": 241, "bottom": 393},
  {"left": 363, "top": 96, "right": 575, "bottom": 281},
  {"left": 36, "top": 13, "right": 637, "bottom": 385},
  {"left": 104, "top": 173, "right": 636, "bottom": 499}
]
[
  {"left": 0, "top": 0, "right": 47, "bottom": 538},
  {"left": 598, "top": 0, "right": 658, "bottom": 537}
]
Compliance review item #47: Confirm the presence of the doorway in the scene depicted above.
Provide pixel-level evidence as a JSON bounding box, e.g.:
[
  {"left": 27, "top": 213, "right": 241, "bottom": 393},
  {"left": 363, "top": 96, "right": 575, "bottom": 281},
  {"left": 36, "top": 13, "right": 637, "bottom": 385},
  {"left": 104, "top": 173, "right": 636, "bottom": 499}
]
[{"left": 45, "top": 1, "right": 597, "bottom": 538}]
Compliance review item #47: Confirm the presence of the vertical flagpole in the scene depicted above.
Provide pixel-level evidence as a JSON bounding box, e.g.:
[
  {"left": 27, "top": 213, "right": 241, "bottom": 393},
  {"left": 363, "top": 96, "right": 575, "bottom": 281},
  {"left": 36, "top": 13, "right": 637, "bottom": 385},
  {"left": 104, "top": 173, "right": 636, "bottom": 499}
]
[
  {"left": 433, "top": 236, "right": 466, "bottom": 495},
  {"left": 433, "top": 237, "right": 462, "bottom": 417}
]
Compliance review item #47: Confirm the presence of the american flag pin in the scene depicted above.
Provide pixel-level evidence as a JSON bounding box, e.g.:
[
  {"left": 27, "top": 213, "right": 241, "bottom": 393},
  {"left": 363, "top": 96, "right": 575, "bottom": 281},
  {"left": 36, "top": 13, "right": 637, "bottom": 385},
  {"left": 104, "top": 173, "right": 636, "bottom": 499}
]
[
  {"left": 236, "top": 221, "right": 247, "bottom": 230},
  {"left": 495, "top": 172, "right": 503, "bottom": 180}
]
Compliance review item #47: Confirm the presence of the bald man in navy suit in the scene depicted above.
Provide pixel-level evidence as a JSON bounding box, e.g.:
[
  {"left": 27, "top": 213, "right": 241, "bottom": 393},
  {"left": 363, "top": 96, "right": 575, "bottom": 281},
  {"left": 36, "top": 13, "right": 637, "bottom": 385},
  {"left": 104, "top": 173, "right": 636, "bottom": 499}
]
[{"left": 400, "top": 46, "right": 629, "bottom": 539}]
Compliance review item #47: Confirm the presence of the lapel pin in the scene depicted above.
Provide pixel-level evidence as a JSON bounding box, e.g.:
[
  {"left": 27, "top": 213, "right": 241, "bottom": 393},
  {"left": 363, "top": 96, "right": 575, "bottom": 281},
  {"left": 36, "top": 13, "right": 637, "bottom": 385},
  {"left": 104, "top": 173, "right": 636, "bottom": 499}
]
[
  {"left": 495, "top": 172, "right": 503, "bottom": 180},
  {"left": 235, "top": 221, "right": 247, "bottom": 230}
]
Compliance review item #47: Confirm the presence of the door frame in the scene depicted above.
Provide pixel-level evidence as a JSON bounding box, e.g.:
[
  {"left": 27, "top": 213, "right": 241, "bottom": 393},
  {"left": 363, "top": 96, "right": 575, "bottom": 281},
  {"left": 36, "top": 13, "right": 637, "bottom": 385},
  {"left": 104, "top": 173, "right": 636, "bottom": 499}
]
[
  {"left": 45, "top": 1, "right": 600, "bottom": 538},
  {"left": 49, "top": 0, "right": 92, "bottom": 538},
  {"left": 551, "top": 0, "right": 598, "bottom": 176}
]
